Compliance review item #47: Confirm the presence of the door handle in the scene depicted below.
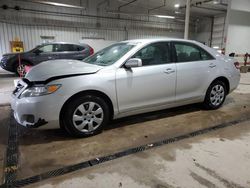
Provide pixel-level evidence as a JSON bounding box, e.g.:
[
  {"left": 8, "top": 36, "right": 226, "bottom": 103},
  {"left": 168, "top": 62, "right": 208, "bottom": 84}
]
[
  {"left": 164, "top": 68, "right": 175, "bottom": 74},
  {"left": 48, "top": 56, "right": 53, "bottom": 59},
  {"left": 209, "top": 63, "right": 216, "bottom": 68}
]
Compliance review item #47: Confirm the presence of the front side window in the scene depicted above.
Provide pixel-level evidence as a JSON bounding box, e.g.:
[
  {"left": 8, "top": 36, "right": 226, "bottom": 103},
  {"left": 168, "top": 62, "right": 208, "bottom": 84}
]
[
  {"left": 174, "top": 42, "right": 214, "bottom": 62},
  {"left": 132, "top": 42, "right": 171, "bottom": 66},
  {"left": 83, "top": 42, "right": 136, "bottom": 66},
  {"left": 38, "top": 44, "right": 53, "bottom": 53}
]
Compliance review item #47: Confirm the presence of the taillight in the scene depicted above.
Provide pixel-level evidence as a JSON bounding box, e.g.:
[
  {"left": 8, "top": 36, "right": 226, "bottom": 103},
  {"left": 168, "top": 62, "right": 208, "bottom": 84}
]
[
  {"left": 234, "top": 62, "right": 240, "bottom": 69},
  {"left": 89, "top": 46, "right": 94, "bottom": 55}
]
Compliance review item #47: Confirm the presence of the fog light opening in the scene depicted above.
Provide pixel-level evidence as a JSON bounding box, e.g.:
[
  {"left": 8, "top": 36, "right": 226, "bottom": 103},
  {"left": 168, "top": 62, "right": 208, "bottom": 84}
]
[{"left": 22, "top": 114, "right": 35, "bottom": 124}]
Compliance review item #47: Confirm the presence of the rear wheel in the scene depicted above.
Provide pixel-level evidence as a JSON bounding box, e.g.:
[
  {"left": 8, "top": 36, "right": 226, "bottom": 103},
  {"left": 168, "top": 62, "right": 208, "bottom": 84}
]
[
  {"left": 203, "top": 80, "right": 226, "bottom": 110},
  {"left": 60, "top": 95, "right": 110, "bottom": 137}
]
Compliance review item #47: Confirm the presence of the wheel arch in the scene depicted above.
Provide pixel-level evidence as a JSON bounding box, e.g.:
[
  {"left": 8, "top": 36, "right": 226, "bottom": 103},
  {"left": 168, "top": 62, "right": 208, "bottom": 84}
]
[
  {"left": 13, "top": 59, "right": 33, "bottom": 69},
  {"left": 210, "top": 76, "right": 230, "bottom": 94},
  {"left": 60, "top": 90, "right": 114, "bottom": 121}
]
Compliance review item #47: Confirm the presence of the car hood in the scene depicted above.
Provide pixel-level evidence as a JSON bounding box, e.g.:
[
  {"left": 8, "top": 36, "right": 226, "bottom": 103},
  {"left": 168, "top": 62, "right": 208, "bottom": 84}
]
[
  {"left": 3, "top": 52, "right": 25, "bottom": 57},
  {"left": 25, "top": 59, "right": 102, "bottom": 82}
]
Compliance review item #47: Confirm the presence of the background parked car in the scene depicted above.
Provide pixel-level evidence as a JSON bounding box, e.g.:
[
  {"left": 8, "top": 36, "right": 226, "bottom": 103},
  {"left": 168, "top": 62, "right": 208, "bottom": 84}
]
[{"left": 0, "top": 42, "right": 94, "bottom": 76}]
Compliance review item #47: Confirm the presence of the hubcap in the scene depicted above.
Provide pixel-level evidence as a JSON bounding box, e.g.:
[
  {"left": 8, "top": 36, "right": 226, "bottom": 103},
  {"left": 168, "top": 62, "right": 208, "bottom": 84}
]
[
  {"left": 72, "top": 102, "right": 104, "bottom": 133},
  {"left": 210, "top": 84, "right": 225, "bottom": 106},
  {"left": 17, "top": 64, "right": 26, "bottom": 76}
]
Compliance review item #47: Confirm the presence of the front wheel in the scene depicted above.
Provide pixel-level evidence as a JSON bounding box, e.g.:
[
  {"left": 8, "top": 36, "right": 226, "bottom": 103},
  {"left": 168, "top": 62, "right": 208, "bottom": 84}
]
[
  {"left": 15, "top": 61, "right": 29, "bottom": 76},
  {"left": 203, "top": 81, "right": 227, "bottom": 110},
  {"left": 60, "top": 95, "right": 110, "bottom": 137}
]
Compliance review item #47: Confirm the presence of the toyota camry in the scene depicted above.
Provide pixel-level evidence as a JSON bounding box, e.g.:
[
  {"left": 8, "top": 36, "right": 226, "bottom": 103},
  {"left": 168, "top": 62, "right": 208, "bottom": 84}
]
[{"left": 11, "top": 39, "right": 240, "bottom": 137}]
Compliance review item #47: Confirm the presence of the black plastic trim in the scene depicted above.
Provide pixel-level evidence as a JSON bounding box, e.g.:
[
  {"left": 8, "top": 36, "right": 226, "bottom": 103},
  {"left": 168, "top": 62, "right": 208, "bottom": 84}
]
[{"left": 26, "top": 118, "right": 48, "bottom": 128}]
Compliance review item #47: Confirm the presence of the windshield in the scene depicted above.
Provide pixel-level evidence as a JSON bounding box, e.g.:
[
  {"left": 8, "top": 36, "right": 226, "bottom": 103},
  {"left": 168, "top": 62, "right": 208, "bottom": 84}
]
[{"left": 83, "top": 42, "right": 136, "bottom": 66}]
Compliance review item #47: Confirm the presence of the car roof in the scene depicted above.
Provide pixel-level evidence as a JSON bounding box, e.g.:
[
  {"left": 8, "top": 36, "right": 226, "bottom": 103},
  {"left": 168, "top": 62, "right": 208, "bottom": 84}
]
[
  {"left": 41, "top": 42, "right": 87, "bottom": 46},
  {"left": 122, "top": 38, "right": 198, "bottom": 44},
  {"left": 44, "top": 39, "right": 198, "bottom": 46}
]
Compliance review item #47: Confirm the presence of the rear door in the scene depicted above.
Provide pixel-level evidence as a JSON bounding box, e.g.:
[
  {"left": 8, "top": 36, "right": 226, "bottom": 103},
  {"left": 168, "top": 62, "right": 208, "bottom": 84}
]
[
  {"left": 116, "top": 42, "right": 176, "bottom": 113},
  {"left": 173, "top": 41, "right": 217, "bottom": 102}
]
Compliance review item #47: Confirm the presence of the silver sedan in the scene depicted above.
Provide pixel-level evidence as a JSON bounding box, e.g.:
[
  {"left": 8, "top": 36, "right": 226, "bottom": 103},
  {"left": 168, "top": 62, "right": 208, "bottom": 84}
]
[{"left": 11, "top": 38, "right": 240, "bottom": 137}]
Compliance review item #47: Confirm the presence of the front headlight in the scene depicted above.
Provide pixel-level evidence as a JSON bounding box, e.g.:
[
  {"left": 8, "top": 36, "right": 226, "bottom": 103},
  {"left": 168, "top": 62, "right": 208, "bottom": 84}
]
[{"left": 20, "top": 84, "right": 61, "bottom": 98}]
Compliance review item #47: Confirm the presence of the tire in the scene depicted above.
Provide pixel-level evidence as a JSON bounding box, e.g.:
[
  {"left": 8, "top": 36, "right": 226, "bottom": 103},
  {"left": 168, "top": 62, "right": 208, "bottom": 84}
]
[
  {"left": 203, "top": 80, "right": 227, "bottom": 110},
  {"left": 14, "top": 61, "right": 30, "bottom": 76},
  {"left": 60, "top": 95, "right": 110, "bottom": 137}
]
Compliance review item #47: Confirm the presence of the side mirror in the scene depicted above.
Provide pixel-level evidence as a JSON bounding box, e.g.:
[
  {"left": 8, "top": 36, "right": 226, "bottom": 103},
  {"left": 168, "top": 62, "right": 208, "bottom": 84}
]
[{"left": 124, "top": 58, "right": 142, "bottom": 68}]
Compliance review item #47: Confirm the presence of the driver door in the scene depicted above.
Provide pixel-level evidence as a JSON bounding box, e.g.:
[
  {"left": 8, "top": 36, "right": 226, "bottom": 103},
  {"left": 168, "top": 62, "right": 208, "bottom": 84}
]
[
  {"left": 116, "top": 42, "right": 176, "bottom": 114},
  {"left": 31, "top": 44, "right": 56, "bottom": 64}
]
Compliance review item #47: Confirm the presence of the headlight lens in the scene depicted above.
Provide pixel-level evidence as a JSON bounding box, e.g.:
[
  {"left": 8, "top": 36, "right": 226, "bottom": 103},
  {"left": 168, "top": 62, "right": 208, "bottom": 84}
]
[{"left": 20, "top": 84, "right": 61, "bottom": 98}]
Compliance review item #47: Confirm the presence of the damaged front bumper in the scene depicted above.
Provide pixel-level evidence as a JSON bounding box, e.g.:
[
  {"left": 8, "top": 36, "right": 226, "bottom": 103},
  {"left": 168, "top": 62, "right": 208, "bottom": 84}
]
[
  {"left": 13, "top": 110, "right": 47, "bottom": 128},
  {"left": 11, "top": 96, "right": 50, "bottom": 128},
  {"left": 11, "top": 79, "right": 61, "bottom": 128}
]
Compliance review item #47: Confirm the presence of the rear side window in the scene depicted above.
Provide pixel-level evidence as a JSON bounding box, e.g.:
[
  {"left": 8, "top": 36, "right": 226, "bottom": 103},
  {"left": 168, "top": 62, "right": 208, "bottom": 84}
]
[
  {"left": 174, "top": 42, "right": 214, "bottom": 62},
  {"left": 200, "top": 49, "right": 214, "bottom": 60},
  {"left": 75, "top": 45, "right": 85, "bottom": 51},
  {"left": 54, "top": 44, "right": 79, "bottom": 52},
  {"left": 132, "top": 42, "right": 171, "bottom": 66}
]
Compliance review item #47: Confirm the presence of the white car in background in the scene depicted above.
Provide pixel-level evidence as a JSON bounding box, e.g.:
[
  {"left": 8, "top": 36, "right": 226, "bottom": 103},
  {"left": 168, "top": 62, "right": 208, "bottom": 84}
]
[{"left": 11, "top": 38, "right": 240, "bottom": 137}]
